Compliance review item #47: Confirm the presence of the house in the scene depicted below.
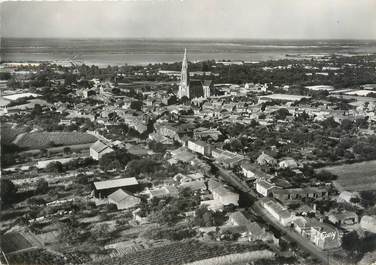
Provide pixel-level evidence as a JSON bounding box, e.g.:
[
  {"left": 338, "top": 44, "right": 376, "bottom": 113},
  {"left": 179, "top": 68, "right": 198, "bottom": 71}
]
[
  {"left": 256, "top": 152, "right": 277, "bottom": 167},
  {"left": 272, "top": 187, "right": 329, "bottom": 203},
  {"left": 145, "top": 186, "right": 179, "bottom": 199},
  {"left": 337, "top": 191, "right": 360, "bottom": 204},
  {"left": 132, "top": 208, "right": 148, "bottom": 224},
  {"left": 208, "top": 179, "right": 239, "bottom": 206},
  {"left": 292, "top": 216, "right": 312, "bottom": 239},
  {"left": 90, "top": 140, "right": 114, "bottom": 160},
  {"left": 169, "top": 147, "right": 196, "bottom": 163},
  {"left": 108, "top": 189, "right": 141, "bottom": 210},
  {"left": 211, "top": 149, "right": 245, "bottom": 168},
  {"left": 93, "top": 177, "right": 139, "bottom": 198},
  {"left": 187, "top": 140, "right": 212, "bottom": 156},
  {"left": 278, "top": 158, "right": 298, "bottom": 169},
  {"left": 328, "top": 211, "right": 358, "bottom": 226},
  {"left": 292, "top": 216, "right": 343, "bottom": 249},
  {"left": 193, "top": 127, "right": 222, "bottom": 141},
  {"left": 200, "top": 199, "right": 225, "bottom": 211},
  {"left": 360, "top": 215, "right": 376, "bottom": 233},
  {"left": 227, "top": 211, "right": 266, "bottom": 241},
  {"left": 174, "top": 172, "right": 205, "bottom": 183},
  {"left": 310, "top": 222, "right": 342, "bottom": 250},
  {"left": 179, "top": 180, "right": 207, "bottom": 192},
  {"left": 260, "top": 198, "right": 293, "bottom": 226},
  {"left": 240, "top": 161, "right": 270, "bottom": 179},
  {"left": 255, "top": 179, "right": 276, "bottom": 197}
]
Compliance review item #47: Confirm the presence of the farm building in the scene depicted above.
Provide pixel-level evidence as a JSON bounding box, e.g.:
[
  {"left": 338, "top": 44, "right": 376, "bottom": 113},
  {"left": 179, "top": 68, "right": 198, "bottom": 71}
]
[
  {"left": 93, "top": 177, "right": 139, "bottom": 198},
  {"left": 108, "top": 189, "right": 141, "bottom": 210},
  {"left": 90, "top": 140, "right": 114, "bottom": 160}
]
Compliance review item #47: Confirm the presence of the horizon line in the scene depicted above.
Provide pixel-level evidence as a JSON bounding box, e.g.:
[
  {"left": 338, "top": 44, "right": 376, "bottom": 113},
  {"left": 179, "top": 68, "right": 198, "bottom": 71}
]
[{"left": 2, "top": 37, "right": 376, "bottom": 41}]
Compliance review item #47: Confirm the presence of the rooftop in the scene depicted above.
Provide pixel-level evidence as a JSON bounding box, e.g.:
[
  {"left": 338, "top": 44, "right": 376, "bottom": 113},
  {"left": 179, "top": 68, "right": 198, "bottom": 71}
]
[{"left": 94, "top": 177, "right": 139, "bottom": 190}]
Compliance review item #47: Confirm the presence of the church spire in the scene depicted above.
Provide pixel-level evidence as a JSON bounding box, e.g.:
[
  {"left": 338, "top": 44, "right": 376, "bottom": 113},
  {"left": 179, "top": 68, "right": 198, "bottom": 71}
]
[
  {"left": 178, "top": 48, "right": 189, "bottom": 98},
  {"left": 181, "top": 48, "right": 188, "bottom": 84}
]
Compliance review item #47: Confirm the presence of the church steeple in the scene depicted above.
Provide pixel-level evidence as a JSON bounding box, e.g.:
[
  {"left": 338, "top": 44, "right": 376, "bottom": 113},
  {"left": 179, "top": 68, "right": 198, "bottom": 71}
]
[
  {"left": 181, "top": 48, "right": 189, "bottom": 88},
  {"left": 178, "top": 48, "right": 190, "bottom": 98}
]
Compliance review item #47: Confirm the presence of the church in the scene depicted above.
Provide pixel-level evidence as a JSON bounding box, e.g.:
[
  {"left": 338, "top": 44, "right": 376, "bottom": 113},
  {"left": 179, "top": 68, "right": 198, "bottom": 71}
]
[{"left": 178, "top": 49, "right": 213, "bottom": 99}]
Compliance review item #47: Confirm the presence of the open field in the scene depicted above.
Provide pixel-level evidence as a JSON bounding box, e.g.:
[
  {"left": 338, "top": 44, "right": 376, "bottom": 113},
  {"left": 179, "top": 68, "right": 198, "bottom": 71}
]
[
  {"left": 317, "top": 160, "right": 376, "bottom": 191},
  {"left": 16, "top": 132, "right": 97, "bottom": 149}
]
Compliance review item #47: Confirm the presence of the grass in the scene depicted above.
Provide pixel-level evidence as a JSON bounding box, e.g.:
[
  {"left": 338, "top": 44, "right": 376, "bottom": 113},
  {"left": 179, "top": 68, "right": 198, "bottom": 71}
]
[
  {"left": 318, "top": 160, "right": 376, "bottom": 191},
  {"left": 16, "top": 132, "right": 97, "bottom": 149}
]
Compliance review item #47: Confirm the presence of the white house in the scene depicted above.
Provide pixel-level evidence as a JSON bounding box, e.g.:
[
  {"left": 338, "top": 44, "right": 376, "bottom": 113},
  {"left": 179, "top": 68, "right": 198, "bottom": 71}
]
[
  {"left": 255, "top": 179, "right": 276, "bottom": 197},
  {"left": 187, "top": 140, "right": 212, "bottom": 156},
  {"left": 261, "top": 198, "right": 293, "bottom": 227},
  {"left": 256, "top": 152, "right": 277, "bottom": 167},
  {"left": 90, "top": 140, "right": 114, "bottom": 160},
  {"left": 278, "top": 158, "right": 298, "bottom": 169},
  {"left": 208, "top": 179, "right": 239, "bottom": 206}
]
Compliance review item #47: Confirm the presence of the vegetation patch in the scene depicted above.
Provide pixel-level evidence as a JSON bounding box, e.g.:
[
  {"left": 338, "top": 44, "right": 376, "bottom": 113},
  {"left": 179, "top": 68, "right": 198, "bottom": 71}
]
[
  {"left": 1, "top": 123, "right": 27, "bottom": 144},
  {"left": 16, "top": 132, "right": 97, "bottom": 149},
  {"left": 318, "top": 160, "right": 376, "bottom": 191}
]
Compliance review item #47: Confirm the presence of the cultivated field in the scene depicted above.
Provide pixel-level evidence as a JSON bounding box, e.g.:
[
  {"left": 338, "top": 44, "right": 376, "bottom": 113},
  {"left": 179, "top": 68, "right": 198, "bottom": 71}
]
[
  {"left": 1, "top": 232, "right": 33, "bottom": 254},
  {"left": 318, "top": 160, "right": 376, "bottom": 191},
  {"left": 16, "top": 132, "right": 97, "bottom": 149},
  {"left": 185, "top": 250, "right": 275, "bottom": 265},
  {"left": 94, "top": 240, "right": 268, "bottom": 265}
]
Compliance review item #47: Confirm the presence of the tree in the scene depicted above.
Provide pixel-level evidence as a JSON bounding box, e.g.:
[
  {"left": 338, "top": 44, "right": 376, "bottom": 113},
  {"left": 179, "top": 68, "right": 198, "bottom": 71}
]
[
  {"left": 31, "top": 104, "right": 43, "bottom": 117},
  {"left": 1, "top": 179, "right": 18, "bottom": 204},
  {"left": 342, "top": 231, "right": 360, "bottom": 252},
  {"left": 149, "top": 205, "right": 181, "bottom": 225},
  {"left": 321, "top": 117, "right": 339, "bottom": 129},
  {"left": 274, "top": 108, "right": 290, "bottom": 120},
  {"left": 46, "top": 161, "right": 64, "bottom": 173},
  {"left": 148, "top": 140, "right": 167, "bottom": 153},
  {"left": 316, "top": 170, "right": 337, "bottom": 182},
  {"left": 35, "top": 178, "right": 49, "bottom": 194},
  {"left": 125, "top": 158, "right": 160, "bottom": 178},
  {"left": 193, "top": 205, "right": 227, "bottom": 227},
  {"left": 63, "top": 147, "right": 72, "bottom": 154},
  {"left": 130, "top": 100, "right": 143, "bottom": 111},
  {"left": 99, "top": 149, "right": 133, "bottom": 171}
]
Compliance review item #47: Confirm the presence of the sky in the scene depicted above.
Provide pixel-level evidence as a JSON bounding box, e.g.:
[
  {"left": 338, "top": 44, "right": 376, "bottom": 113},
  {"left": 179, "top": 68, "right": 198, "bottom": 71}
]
[{"left": 1, "top": 0, "right": 376, "bottom": 39}]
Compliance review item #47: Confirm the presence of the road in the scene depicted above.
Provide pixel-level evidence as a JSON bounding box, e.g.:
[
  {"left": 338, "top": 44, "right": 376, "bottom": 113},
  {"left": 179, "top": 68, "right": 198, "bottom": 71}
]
[{"left": 215, "top": 164, "right": 345, "bottom": 265}]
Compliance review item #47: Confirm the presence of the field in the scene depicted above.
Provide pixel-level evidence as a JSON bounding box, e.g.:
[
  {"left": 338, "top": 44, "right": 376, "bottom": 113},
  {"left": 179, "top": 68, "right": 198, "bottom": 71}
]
[
  {"left": 94, "top": 240, "right": 267, "bottom": 265},
  {"left": 16, "top": 132, "right": 97, "bottom": 149},
  {"left": 318, "top": 160, "right": 376, "bottom": 191},
  {"left": 185, "top": 250, "right": 275, "bottom": 265},
  {"left": 1, "top": 232, "right": 33, "bottom": 254}
]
